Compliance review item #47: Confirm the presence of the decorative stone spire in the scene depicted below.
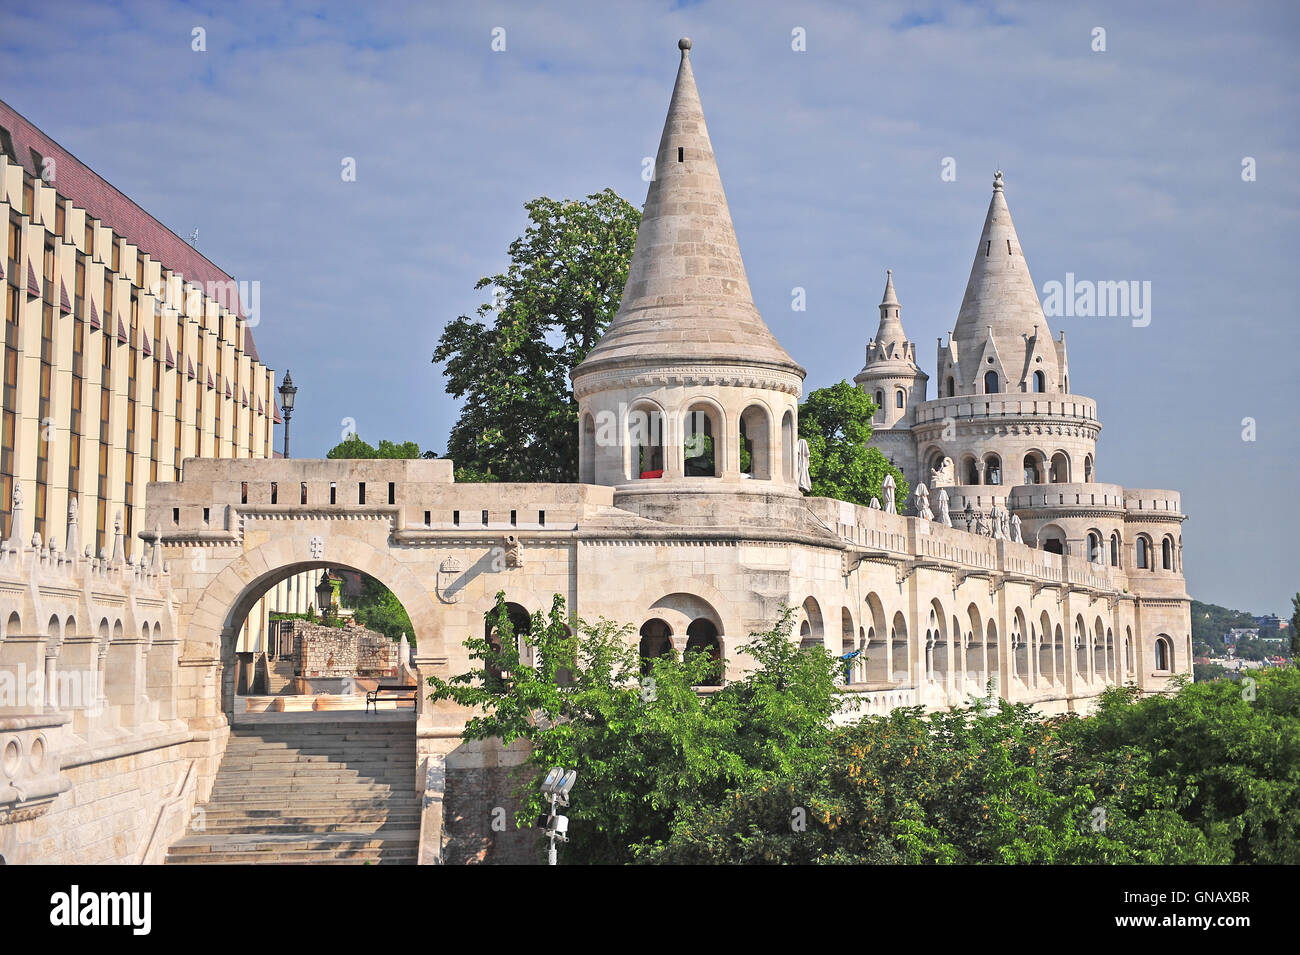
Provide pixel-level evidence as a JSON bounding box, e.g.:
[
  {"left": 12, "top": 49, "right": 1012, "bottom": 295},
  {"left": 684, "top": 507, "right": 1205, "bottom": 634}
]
[
  {"left": 951, "top": 170, "right": 1059, "bottom": 390},
  {"left": 66, "top": 495, "right": 79, "bottom": 557},
  {"left": 871, "top": 270, "right": 909, "bottom": 360},
  {"left": 574, "top": 39, "right": 803, "bottom": 380}
]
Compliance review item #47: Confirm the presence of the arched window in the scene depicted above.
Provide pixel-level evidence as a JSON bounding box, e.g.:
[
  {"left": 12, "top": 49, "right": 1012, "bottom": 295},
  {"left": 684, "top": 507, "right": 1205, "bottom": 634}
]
[
  {"left": 781, "top": 410, "right": 795, "bottom": 483},
  {"left": 1136, "top": 536, "right": 1150, "bottom": 569},
  {"left": 945, "top": 376, "right": 955, "bottom": 397},
  {"left": 984, "top": 454, "right": 1002, "bottom": 485},
  {"left": 1033, "top": 370, "right": 1045, "bottom": 392},
  {"left": 638, "top": 619, "right": 674, "bottom": 676},
  {"left": 739, "top": 405, "right": 772, "bottom": 480},
  {"left": 1049, "top": 452, "right": 1070, "bottom": 483},
  {"left": 1154, "top": 635, "right": 1172, "bottom": 672},
  {"left": 984, "top": 371, "right": 999, "bottom": 394},
  {"left": 875, "top": 390, "right": 884, "bottom": 409},
  {"left": 895, "top": 389, "right": 904, "bottom": 409},
  {"left": 1084, "top": 455, "right": 1094, "bottom": 482},
  {"left": 1087, "top": 531, "right": 1102, "bottom": 563},
  {"left": 629, "top": 403, "right": 664, "bottom": 479},
  {"left": 964, "top": 457, "right": 979, "bottom": 486},
  {"left": 1110, "top": 532, "right": 1120, "bottom": 567},
  {"left": 1023, "top": 452, "right": 1042, "bottom": 485},
  {"left": 685, "top": 619, "right": 723, "bottom": 686},
  {"left": 1162, "top": 536, "right": 1173, "bottom": 570},
  {"left": 683, "top": 404, "right": 719, "bottom": 478}
]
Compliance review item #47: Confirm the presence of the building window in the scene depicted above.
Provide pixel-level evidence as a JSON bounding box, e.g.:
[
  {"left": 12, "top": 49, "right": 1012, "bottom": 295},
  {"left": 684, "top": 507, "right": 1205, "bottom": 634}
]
[
  {"left": 984, "top": 454, "right": 1002, "bottom": 485},
  {"left": 1162, "top": 537, "right": 1173, "bottom": 570},
  {"left": 984, "top": 371, "right": 999, "bottom": 394},
  {"left": 895, "top": 389, "right": 904, "bottom": 409},
  {"left": 1033, "top": 370, "right": 1045, "bottom": 392},
  {"left": 945, "top": 376, "right": 954, "bottom": 397},
  {"left": 1110, "top": 533, "right": 1120, "bottom": 567},
  {"left": 1136, "top": 536, "right": 1150, "bottom": 569},
  {"left": 1154, "top": 636, "right": 1172, "bottom": 672}
]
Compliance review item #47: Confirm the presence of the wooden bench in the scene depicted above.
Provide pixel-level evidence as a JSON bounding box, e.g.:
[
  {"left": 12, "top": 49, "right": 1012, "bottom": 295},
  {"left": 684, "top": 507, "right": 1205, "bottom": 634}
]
[{"left": 365, "top": 684, "right": 418, "bottom": 713}]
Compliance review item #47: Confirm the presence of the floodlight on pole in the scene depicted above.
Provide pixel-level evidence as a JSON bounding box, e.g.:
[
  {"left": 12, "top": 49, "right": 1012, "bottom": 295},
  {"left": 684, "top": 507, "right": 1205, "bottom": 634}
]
[{"left": 541, "top": 766, "right": 577, "bottom": 865}]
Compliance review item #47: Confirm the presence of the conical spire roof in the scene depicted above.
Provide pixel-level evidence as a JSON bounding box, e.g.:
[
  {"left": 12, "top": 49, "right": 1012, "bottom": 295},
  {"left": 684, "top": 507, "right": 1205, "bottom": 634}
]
[
  {"left": 873, "top": 269, "right": 907, "bottom": 350},
  {"left": 575, "top": 39, "right": 803, "bottom": 380},
  {"left": 952, "top": 171, "right": 1054, "bottom": 366}
]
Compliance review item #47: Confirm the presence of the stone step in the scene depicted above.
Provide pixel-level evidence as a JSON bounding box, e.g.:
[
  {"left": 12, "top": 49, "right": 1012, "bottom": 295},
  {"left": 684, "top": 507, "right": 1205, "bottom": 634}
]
[
  {"left": 166, "top": 850, "right": 418, "bottom": 865},
  {"left": 200, "top": 796, "right": 419, "bottom": 808},
  {"left": 211, "top": 766, "right": 414, "bottom": 782},
  {"left": 195, "top": 819, "right": 419, "bottom": 835},
  {"left": 168, "top": 830, "right": 419, "bottom": 855}
]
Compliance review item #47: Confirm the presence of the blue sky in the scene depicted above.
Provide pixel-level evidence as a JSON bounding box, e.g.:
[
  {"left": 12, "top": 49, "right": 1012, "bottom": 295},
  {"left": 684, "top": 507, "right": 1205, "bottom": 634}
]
[{"left": 2, "top": 0, "right": 1297, "bottom": 613}]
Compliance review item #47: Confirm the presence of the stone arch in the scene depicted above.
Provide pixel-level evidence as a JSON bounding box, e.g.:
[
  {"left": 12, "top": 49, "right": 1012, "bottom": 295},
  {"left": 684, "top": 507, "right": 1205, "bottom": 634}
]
[
  {"left": 1105, "top": 626, "right": 1115, "bottom": 683},
  {"left": 1039, "top": 523, "right": 1068, "bottom": 555},
  {"left": 1074, "top": 615, "right": 1089, "bottom": 682},
  {"left": 1049, "top": 451, "right": 1071, "bottom": 483},
  {"left": 627, "top": 397, "right": 666, "bottom": 480},
  {"left": 684, "top": 618, "right": 723, "bottom": 686},
  {"left": 780, "top": 409, "right": 795, "bottom": 483},
  {"left": 1012, "top": 607, "right": 1029, "bottom": 686},
  {"left": 184, "top": 536, "right": 444, "bottom": 714},
  {"left": 1053, "top": 622, "right": 1065, "bottom": 683},
  {"left": 683, "top": 397, "right": 724, "bottom": 478},
  {"left": 961, "top": 454, "right": 980, "bottom": 486},
  {"left": 1136, "top": 534, "right": 1153, "bottom": 570},
  {"left": 1093, "top": 614, "right": 1108, "bottom": 682},
  {"left": 964, "top": 603, "right": 983, "bottom": 689},
  {"left": 738, "top": 402, "right": 774, "bottom": 481},
  {"left": 1038, "top": 610, "right": 1055, "bottom": 685},
  {"left": 1154, "top": 633, "right": 1174, "bottom": 672},
  {"left": 637, "top": 618, "right": 674, "bottom": 675},
  {"left": 1161, "top": 535, "right": 1174, "bottom": 571},
  {"left": 890, "top": 610, "right": 909, "bottom": 683},
  {"left": 982, "top": 452, "right": 1002, "bottom": 485},
  {"left": 863, "top": 593, "right": 889, "bottom": 683},
  {"left": 924, "top": 599, "right": 947, "bottom": 685},
  {"left": 1083, "top": 454, "right": 1094, "bottom": 482},
  {"left": 3, "top": 611, "right": 19, "bottom": 638},
  {"left": 1023, "top": 449, "right": 1046, "bottom": 485},
  {"left": 985, "top": 620, "right": 999, "bottom": 693},
  {"left": 1110, "top": 531, "right": 1121, "bottom": 567},
  {"left": 47, "top": 614, "right": 61, "bottom": 640},
  {"left": 112, "top": 620, "right": 123, "bottom": 641},
  {"left": 1086, "top": 528, "right": 1103, "bottom": 564},
  {"left": 840, "top": 606, "right": 857, "bottom": 681},
  {"left": 799, "top": 596, "right": 825, "bottom": 651}
]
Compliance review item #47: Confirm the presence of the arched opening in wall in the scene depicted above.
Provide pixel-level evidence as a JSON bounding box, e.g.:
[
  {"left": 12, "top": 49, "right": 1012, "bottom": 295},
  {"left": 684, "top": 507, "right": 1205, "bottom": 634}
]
[
  {"left": 841, "top": 608, "right": 857, "bottom": 684},
  {"left": 1125, "top": 626, "right": 1134, "bottom": 675},
  {"left": 945, "top": 376, "right": 955, "bottom": 397},
  {"left": 1053, "top": 623, "right": 1065, "bottom": 684},
  {"left": 798, "top": 597, "right": 824, "bottom": 653},
  {"left": 963, "top": 456, "right": 980, "bottom": 486},
  {"left": 3, "top": 611, "right": 19, "bottom": 639},
  {"left": 1102, "top": 624, "right": 1115, "bottom": 684},
  {"left": 1162, "top": 536, "right": 1173, "bottom": 570},
  {"left": 925, "top": 602, "right": 947, "bottom": 685},
  {"left": 1154, "top": 634, "right": 1173, "bottom": 672},
  {"left": 1136, "top": 535, "right": 1151, "bottom": 570},
  {"left": 864, "top": 595, "right": 888, "bottom": 684},
  {"left": 1039, "top": 523, "right": 1067, "bottom": 556},
  {"left": 984, "top": 371, "right": 999, "bottom": 394},
  {"left": 1110, "top": 532, "right": 1121, "bottom": 567},
  {"left": 1049, "top": 452, "right": 1070, "bottom": 484},
  {"left": 1087, "top": 531, "right": 1102, "bottom": 564},
  {"left": 965, "top": 603, "right": 983, "bottom": 689},
  {"left": 1083, "top": 455, "right": 1094, "bottom": 482},
  {"left": 1074, "top": 617, "right": 1089, "bottom": 683},
  {"left": 1038, "top": 612, "right": 1055, "bottom": 685},
  {"left": 629, "top": 402, "right": 664, "bottom": 479},
  {"left": 1093, "top": 615, "right": 1108, "bottom": 682},
  {"left": 485, "top": 602, "right": 533, "bottom": 690},
  {"left": 983, "top": 453, "right": 1002, "bottom": 485},
  {"left": 1033, "top": 370, "right": 1045, "bottom": 393},
  {"left": 580, "top": 414, "right": 596, "bottom": 484},
  {"left": 985, "top": 620, "right": 999, "bottom": 693},
  {"left": 684, "top": 619, "right": 723, "bottom": 687},
  {"left": 890, "top": 611, "right": 909, "bottom": 683},
  {"left": 738, "top": 405, "right": 772, "bottom": 480},
  {"left": 895, "top": 389, "right": 905, "bottom": 409},
  {"left": 1012, "top": 609, "right": 1029, "bottom": 687},
  {"left": 683, "top": 405, "right": 719, "bottom": 477},
  {"left": 219, "top": 561, "right": 426, "bottom": 713},
  {"left": 638, "top": 618, "right": 675, "bottom": 677},
  {"left": 781, "top": 410, "right": 795, "bottom": 483},
  {"left": 1023, "top": 452, "right": 1043, "bottom": 485},
  {"left": 874, "top": 390, "right": 884, "bottom": 412}
]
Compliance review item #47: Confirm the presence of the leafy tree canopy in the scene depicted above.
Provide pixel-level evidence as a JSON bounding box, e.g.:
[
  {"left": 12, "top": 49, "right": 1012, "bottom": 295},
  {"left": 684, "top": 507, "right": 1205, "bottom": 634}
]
[
  {"left": 432, "top": 190, "right": 641, "bottom": 483},
  {"left": 325, "top": 435, "right": 435, "bottom": 460},
  {"left": 797, "top": 380, "right": 909, "bottom": 509}
]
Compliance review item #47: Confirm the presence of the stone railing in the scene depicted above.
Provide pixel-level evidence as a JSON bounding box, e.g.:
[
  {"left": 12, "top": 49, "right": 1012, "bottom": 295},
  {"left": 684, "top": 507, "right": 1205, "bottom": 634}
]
[{"left": 913, "top": 393, "right": 1099, "bottom": 427}]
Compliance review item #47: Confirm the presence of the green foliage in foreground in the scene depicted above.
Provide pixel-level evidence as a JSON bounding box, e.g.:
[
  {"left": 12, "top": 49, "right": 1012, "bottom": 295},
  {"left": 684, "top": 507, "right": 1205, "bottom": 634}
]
[{"left": 431, "top": 598, "right": 1300, "bottom": 865}]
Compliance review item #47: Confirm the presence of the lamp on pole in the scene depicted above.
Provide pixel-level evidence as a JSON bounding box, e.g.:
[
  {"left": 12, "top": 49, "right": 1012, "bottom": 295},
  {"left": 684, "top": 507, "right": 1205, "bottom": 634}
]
[{"left": 278, "top": 370, "right": 297, "bottom": 458}]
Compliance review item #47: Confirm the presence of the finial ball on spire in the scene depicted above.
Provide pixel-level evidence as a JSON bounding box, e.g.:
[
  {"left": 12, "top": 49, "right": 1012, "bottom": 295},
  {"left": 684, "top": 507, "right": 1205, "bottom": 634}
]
[
  {"left": 993, "top": 169, "right": 1004, "bottom": 191},
  {"left": 678, "top": 37, "right": 692, "bottom": 51}
]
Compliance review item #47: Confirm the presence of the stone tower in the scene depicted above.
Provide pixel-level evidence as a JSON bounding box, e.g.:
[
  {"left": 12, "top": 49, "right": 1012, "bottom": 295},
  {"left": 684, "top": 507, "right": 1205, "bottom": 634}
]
[
  {"left": 854, "top": 270, "right": 928, "bottom": 481},
  {"left": 573, "top": 38, "right": 806, "bottom": 494}
]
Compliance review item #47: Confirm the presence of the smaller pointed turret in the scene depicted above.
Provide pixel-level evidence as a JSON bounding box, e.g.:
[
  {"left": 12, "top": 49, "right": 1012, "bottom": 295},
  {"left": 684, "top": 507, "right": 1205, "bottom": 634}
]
[{"left": 856, "top": 270, "right": 928, "bottom": 429}]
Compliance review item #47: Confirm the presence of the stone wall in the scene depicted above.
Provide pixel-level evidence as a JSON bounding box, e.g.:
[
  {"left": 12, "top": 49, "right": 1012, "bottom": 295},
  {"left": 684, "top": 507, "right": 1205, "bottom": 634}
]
[{"left": 291, "top": 619, "right": 397, "bottom": 680}]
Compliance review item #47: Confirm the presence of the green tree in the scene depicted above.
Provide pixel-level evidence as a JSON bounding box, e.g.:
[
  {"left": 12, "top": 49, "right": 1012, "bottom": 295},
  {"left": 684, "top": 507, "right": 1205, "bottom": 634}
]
[
  {"left": 350, "top": 575, "right": 415, "bottom": 642},
  {"left": 797, "top": 381, "right": 909, "bottom": 509},
  {"left": 432, "top": 190, "right": 641, "bottom": 483},
  {"left": 1290, "top": 593, "right": 1299, "bottom": 661},
  {"left": 426, "top": 596, "right": 841, "bottom": 864},
  {"left": 325, "top": 435, "right": 432, "bottom": 460}
]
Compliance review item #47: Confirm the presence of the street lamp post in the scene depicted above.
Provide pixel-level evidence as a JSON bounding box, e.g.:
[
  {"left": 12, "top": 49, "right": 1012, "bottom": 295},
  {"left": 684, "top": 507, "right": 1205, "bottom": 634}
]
[{"left": 278, "top": 370, "right": 297, "bottom": 458}]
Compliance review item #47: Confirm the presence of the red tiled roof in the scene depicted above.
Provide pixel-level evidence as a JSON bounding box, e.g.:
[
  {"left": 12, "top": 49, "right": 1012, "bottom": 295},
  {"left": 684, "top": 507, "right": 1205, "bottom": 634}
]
[{"left": 0, "top": 97, "right": 263, "bottom": 363}]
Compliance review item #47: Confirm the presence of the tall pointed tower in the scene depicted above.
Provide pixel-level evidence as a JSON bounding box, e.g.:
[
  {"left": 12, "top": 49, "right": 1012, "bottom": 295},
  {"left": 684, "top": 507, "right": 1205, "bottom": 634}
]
[
  {"left": 573, "top": 39, "right": 805, "bottom": 491},
  {"left": 856, "top": 271, "right": 927, "bottom": 483}
]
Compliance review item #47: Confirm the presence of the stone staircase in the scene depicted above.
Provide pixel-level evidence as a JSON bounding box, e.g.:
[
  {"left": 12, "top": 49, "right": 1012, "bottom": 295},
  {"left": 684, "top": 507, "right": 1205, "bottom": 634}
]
[
  {"left": 267, "top": 658, "right": 297, "bottom": 695},
  {"left": 166, "top": 715, "right": 420, "bottom": 865}
]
